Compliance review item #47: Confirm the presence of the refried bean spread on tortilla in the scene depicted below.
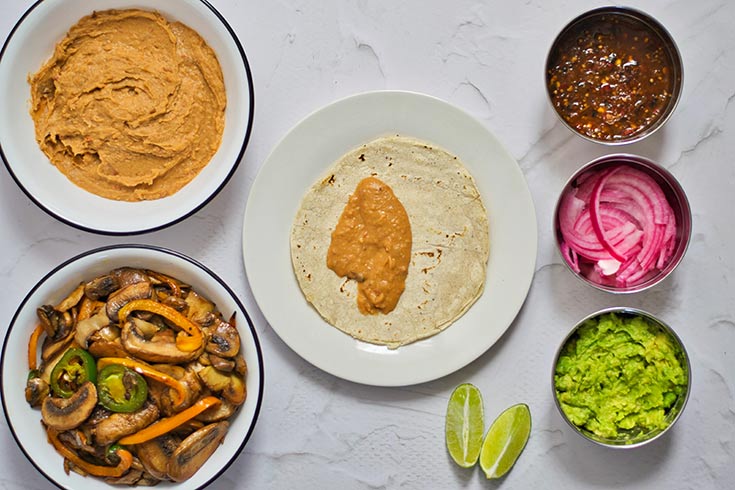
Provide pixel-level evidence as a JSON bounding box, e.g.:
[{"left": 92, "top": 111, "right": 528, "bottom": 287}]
[
  {"left": 291, "top": 135, "right": 490, "bottom": 349},
  {"left": 28, "top": 9, "right": 226, "bottom": 201}
]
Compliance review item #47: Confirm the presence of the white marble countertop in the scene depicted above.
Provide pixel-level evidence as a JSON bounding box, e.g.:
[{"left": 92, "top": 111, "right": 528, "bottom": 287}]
[{"left": 1, "top": 0, "right": 733, "bottom": 488}]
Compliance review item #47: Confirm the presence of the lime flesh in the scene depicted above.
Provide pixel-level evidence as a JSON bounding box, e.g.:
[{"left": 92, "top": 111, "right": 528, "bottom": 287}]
[
  {"left": 445, "top": 383, "right": 484, "bottom": 468},
  {"left": 479, "top": 403, "right": 531, "bottom": 479}
]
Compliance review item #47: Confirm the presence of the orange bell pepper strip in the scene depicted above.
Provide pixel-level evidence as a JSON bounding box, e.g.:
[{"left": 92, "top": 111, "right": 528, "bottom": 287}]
[
  {"left": 28, "top": 324, "right": 45, "bottom": 371},
  {"left": 76, "top": 297, "right": 100, "bottom": 323},
  {"left": 117, "top": 299, "right": 203, "bottom": 352},
  {"left": 146, "top": 270, "right": 183, "bottom": 297},
  {"left": 118, "top": 396, "right": 221, "bottom": 445},
  {"left": 97, "top": 357, "right": 189, "bottom": 405},
  {"left": 47, "top": 428, "right": 133, "bottom": 477}
]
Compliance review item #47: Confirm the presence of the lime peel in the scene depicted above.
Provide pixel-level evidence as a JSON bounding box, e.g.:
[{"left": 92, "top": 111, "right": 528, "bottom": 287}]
[
  {"left": 479, "top": 403, "right": 531, "bottom": 479},
  {"left": 445, "top": 383, "right": 484, "bottom": 468}
]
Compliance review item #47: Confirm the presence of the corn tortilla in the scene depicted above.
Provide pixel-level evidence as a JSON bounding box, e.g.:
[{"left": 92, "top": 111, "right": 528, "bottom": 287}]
[{"left": 290, "top": 135, "right": 489, "bottom": 348}]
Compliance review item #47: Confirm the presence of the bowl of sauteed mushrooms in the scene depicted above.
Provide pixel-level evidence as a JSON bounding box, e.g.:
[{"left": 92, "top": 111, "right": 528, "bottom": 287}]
[{"left": 1, "top": 245, "right": 263, "bottom": 489}]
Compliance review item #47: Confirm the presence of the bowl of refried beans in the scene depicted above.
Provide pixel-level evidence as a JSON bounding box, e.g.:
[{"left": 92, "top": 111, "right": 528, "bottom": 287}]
[{"left": 0, "top": 0, "right": 254, "bottom": 234}]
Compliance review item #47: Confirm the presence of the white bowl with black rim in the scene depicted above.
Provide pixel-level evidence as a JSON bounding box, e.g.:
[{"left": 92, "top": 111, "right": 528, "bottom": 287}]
[
  {"left": 0, "top": 0, "right": 254, "bottom": 234},
  {"left": 1, "top": 245, "right": 264, "bottom": 489}
]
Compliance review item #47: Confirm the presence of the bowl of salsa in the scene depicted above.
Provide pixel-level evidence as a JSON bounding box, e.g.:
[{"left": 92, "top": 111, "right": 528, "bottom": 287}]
[{"left": 545, "top": 7, "right": 682, "bottom": 144}]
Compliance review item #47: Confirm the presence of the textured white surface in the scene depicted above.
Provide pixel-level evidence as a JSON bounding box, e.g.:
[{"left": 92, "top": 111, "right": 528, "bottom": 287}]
[{"left": 1, "top": 0, "right": 733, "bottom": 489}]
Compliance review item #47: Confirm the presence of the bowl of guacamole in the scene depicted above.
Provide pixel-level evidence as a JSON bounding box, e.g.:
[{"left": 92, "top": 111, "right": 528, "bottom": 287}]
[{"left": 552, "top": 308, "right": 690, "bottom": 447}]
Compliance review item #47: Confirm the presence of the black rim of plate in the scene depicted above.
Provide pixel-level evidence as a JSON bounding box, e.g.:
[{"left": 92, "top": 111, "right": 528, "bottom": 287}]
[
  {"left": 0, "top": 244, "right": 265, "bottom": 490},
  {"left": 0, "top": 0, "right": 255, "bottom": 236}
]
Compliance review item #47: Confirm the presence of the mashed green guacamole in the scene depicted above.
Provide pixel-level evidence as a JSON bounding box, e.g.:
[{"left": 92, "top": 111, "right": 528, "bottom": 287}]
[{"left": 554, "top": 312, "right": 688, "bottom": 440}]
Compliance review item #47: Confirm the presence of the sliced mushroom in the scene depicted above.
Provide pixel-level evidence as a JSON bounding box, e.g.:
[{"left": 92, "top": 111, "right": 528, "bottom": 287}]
[
  {"left": 195, "top": 399, "right": 238, "bottom": 423},
  {"left": 75, "top": 308, "right": 111, "bottom": 349},
  {"left": 106, "top": 281, "right": 153, "bottom": 321},
  {"left": 195, "top": 366, "right": 228, "bottom": 392},
  {"left": 147, "top": 364, "right": 202, "bottom": 416},
  {"left": 87, "top": 325, "right": 128, "bottom": 358},
  {"left": 223, "top": 375, "right": 246, "bottom": 405},
  {"left": 161, "top": 295, "right": 187, "bottom": 312},
  {"left": 204, "top": 316, "right": 240, "bottom": 358},
  {"left": 37, "top": 305, "right": 74, "bottom": 341},
  {"left": 66, "top": 460, "right": 89, "bottom": 478},
  {"left": 41, "top": 329, "right": 75, "bottom": 362},
  {"left": 234, "top": 354, "right": 248, "bottom": 377},
  {"left": 93, "top": 400, "right": 160, "bottom": 446},
  {"left": 55, "top": 283, "right": 85, "bottom": 312},
  {"left": 196, "top": 366, "right": 246, "bottom": 405},
  {"left": 146, "top": 269, "right": 187, "bottom": 298},
  {"left": 114, "top": 268, "right": 153, "bottom": 287},
  {"left": 58, "top": 429, "right": 102, "bottom": 459},
  {"left": 184, "top": 291, "right": 216, "bottom": 326},
  {"left": 25, "top": 375, "right": 49, "bottom": 407},
  {"left": 85, "top": 274, "right": 119, "bottom": 301},
  {"left": 137, "top": 434, "right": 181, "bottom": 480},
  {"left": 41, "top": 381, "right": 97, "bottom": 431},
  {"left": 93, "top": 323, "right": 122, "bottom": 342},
  {"left": 208, "top": 353, "right": 235, "bottom": 373},
  {"left": 88, "top": 338, "right": 128, "bottom": 359},
  {"left": 85, "top": 405, "right": 112, "bottom": 426},
  {"left": 122, "top": 318, "right": 205, "bottom": 364},
  {"left": 145, "top": 365, "right": 182, "bottom": 414},
  {"left": 85, "top": 268, "right": 151, "bottom": 300},
  {"left": 39, "top": 347, "right": 66, "bottom": 384},
  {"left": 176, "top": 365, "right": 204, "bottom": 410},
  {"left": 105, "top": 469, "right": 144, "bottom": 486},
  {"left": 172, "top": 419, "right": 205, "bottom": 439},
  {"left": 136, "top": 471, "right": 163, "bottom": 486},
  {"left": 130, "top": 317, "right": 161, "bottom": 337},
  {"left": 167, "top": 421, "right": 229, "bottom": 482}
]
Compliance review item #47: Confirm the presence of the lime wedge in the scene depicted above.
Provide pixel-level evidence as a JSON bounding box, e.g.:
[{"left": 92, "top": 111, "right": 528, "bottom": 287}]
[
  {"left": 445, "top": 383, "right": 484, "bottom": 468},
  {"left": 479, "top": 403, "right": 531, "bottom": 479}
]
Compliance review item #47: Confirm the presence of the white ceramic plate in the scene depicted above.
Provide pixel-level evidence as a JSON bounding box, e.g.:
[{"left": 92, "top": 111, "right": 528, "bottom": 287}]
[
  {"left": 1, "top": 245, "right": 264, "bottom": 490},
  {"left": 0, "top": 0, "right": 254, "bottom": 234},
  {"left": 242, "top": 91, "right": 537, "bottom": 386}
]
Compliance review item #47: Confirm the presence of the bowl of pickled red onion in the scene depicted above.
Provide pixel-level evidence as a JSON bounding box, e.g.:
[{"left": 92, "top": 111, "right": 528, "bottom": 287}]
[{"left": 553, "top": 154, "right": 691, "bottom": 293}]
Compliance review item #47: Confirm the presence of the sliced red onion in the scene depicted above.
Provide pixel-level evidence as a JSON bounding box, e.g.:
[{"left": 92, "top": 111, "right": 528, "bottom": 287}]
[{"left": 558, "top": 164, "right": 677, "bottom": 287}]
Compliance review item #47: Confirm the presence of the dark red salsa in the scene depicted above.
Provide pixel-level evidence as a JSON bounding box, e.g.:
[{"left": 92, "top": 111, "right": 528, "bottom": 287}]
[{"left": 547, "top": 14, "right": 677, "bottom": 141}]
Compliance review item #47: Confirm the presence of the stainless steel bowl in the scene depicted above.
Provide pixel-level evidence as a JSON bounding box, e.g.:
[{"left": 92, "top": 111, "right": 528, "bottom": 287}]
[
  {"left": 553, "top": 153, "right": 692, "bottom": 293},
  {"left": 545, "top": 6, "right": 683, "bottom": 145},
  {"left": 552, "top": 307, "right": 691, "bottom": 448}
]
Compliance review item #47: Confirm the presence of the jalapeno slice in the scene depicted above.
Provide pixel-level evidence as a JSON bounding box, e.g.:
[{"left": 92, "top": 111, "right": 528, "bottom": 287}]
[
  {"left": 49, "top": 348, "right": 97, "bottom": 398},
  {"left": 97, "top": 364, "right": 148, "bottom": 413}
]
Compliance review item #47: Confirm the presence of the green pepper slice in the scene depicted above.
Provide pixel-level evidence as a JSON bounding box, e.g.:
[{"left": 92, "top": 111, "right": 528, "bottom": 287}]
[
  {"left": 97, "top": 364, "right": 148, "bottom": 413},
  {"left": 49, "top": 348, "right": 97, "bottom": 398}
]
